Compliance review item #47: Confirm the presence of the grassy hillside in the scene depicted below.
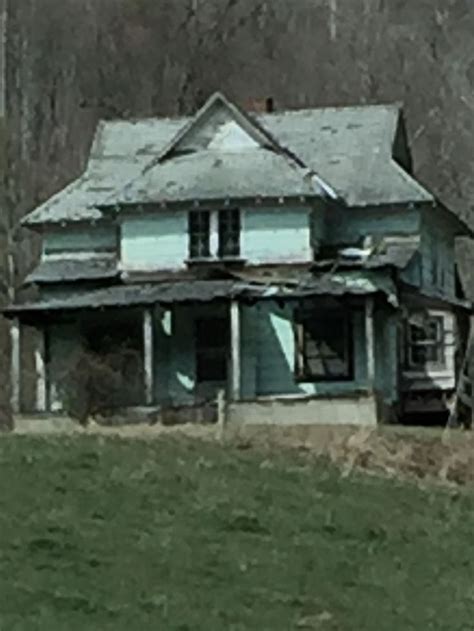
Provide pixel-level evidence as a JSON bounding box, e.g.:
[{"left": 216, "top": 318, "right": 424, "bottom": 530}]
[{"left": 0, "top": 434, "right": 473, "bottom": 630}]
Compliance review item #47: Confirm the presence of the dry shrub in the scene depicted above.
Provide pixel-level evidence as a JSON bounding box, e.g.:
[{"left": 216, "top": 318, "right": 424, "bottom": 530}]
[
  {"left": 227, "top": 424, "right": 474, "bottom": 487},
  {"left": 62, "top": 346, "right": 143, "bottom": 426}
]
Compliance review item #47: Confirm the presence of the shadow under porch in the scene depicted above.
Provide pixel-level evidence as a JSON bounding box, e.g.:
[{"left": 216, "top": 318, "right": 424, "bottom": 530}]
[{"left": 10, "top": 293, "right": 399, "bottom": 426}]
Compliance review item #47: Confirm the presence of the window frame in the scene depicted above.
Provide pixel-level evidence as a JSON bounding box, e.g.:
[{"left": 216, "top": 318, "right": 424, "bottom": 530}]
[
  {"left": 188, "top": 210, "right": 211, "bottom": 260},
  {"left": 218, "top": 208, "right": 241, "bottom": 259},
  {"left": 294, "top": 308, "right": 354, "bottom": 382},
  {"left": 188, "top": 208, "right": 241, "bottom": 261},
  {"left": 405, "top": 315, "right": 446, "bottom": 371}
]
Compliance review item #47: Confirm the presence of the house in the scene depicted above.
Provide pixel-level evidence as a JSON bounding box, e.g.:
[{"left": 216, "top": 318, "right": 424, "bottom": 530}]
[{"left": 6, "top": 92, "right": 473, "bottom": 425}]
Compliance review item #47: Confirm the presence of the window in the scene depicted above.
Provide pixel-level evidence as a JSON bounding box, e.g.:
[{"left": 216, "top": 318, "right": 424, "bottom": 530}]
[
  {"left": 189, "top": 210, "right": 210, "bottom": 259},
  {"left": 188, "top": 209, "right": 241, "bottom": 260},
  {"left": 195, "top": 317, "right": 229, "bottom": 382},
  {"left": 406, "top": 316, "right": 445, "bottom": 370},
  {"left": 218, "top": 209, "right": 241, "bottom": 258},
  {"left": 295, "top": 311, "right": 353, "bottom": 381}
]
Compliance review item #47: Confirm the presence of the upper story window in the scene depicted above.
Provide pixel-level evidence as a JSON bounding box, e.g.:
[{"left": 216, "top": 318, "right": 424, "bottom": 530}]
[
  {"left": 406, "top": 316, "right": 445, "bottom": 370},
  {"left": 188, "top": 209, "right": 241, "bottom": 260},
  {"left": 189, "top": 211, "right": 211, "bottom": 259},
  {"left": 295, "top": 309, "right": 353, "bottom": 381},
  {"left": 218, "top": 209, "right": 241, "bottom": 257}
]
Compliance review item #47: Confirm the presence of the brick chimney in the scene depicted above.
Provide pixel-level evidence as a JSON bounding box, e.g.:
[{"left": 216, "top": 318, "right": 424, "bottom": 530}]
[{"left": 245, "top": 97, "right": 274, "bottom": 113}]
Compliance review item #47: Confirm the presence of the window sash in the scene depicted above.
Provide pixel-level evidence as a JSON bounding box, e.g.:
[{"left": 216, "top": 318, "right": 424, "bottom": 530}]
[
  {"left": 218, "top": 209, "right": 241, "bottom": 258},
  {"left": 189, "top": 211, "right": 210, "bottom": 259},
  {"left": 295, "top": 312, "right": 353, "bottom": 381},
  {"left": 406, "top": 317, "right": 446, "bottom": 369}
]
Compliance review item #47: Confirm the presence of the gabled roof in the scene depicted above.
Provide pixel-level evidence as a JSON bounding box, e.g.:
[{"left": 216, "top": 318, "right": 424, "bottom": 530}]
[
  {"left": 104, "top": 92, "right": 337, "bottom": 206},
  {"left": 22, "top": 94, "right": 435, "bottom": 227}
]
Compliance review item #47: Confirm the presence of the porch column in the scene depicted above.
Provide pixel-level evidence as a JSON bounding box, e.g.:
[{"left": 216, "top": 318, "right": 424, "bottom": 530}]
[
  {"left": 35, "top": 328, "right": 47, "bottom": 413},
  {"left": 365, "top": 296, "right": 375, "bottom": 388},
  {"left": 143, "top": 308, "right": 154, "bottom": 405},
  {"left": 230, "top": 300, "right": 241, "bottom": 400},
  {"left": 10, "top": 318, "right": 20, "bottom": 414}
]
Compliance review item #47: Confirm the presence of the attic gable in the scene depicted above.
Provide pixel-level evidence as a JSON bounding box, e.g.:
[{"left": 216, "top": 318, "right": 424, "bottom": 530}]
[{"left": 156, "top": 92, "right": 282, "bottom": 163}]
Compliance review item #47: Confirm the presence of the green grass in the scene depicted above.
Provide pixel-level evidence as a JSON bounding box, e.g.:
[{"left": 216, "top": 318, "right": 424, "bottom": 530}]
[{"left": 0, "top": 435, "right": 473, "bottom": 630}]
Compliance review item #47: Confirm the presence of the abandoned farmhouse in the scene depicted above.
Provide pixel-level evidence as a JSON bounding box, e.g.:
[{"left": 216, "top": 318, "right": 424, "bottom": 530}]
[{"left": 5, "top": 92, "right": 472, "bottom": 425}]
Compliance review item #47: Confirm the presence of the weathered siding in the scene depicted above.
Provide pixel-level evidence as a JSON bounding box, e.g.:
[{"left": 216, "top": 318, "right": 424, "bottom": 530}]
[
  {"left": 47, "top": 322, "right": 83, "bottom": 411},
  {"left": 325, "top": 206, "right": 420, "bottom": 244},
  {"left": 374, "top": 308, "right": 399, "bottom": 405},
  {"left": 419, "top": 209, "right": 456, "bottom": 298},
  {"left": 310, "top": 202, "right": 326, "bottom": 255},
  {"left": 241, "top": 206, "right": 311, "bottom": 264},
  {"left": 121, "top": 213, "right": 188, "bottom": 270},
  {"left": 43, "top": 225, "right": 117, "bottom": 256},
  {"left": 153, "top": 306, "right": 172, "bottom": 404},
  {"left": 160, "top": 303, "right": 229, "bottom": 405},
  {"left": 241, "top": 301, "right": 368, "bottom": 398},
  {"left": 166, "top": 305, "right": 196, "bottom": 404},
  {"left": 401, "top": 309, "right": 456, "bottom": 391}
]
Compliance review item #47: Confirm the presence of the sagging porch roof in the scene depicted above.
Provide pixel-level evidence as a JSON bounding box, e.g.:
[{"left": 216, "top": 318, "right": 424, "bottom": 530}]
[
  {"left": 24, "top": 257, "right": 119, "bottom": 284},
  {"left": 5, "top": 271, "right": 398, "bottom": 316}
]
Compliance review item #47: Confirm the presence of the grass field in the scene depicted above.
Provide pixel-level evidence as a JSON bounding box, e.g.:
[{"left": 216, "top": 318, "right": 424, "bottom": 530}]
[{"left": 0, "top": 433, "right": 473, "bottom": 630}]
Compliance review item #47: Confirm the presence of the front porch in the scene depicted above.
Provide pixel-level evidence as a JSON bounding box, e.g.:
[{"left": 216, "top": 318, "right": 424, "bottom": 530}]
[{"left": 10, "top": 288, "right": 394, "bottom": 426}]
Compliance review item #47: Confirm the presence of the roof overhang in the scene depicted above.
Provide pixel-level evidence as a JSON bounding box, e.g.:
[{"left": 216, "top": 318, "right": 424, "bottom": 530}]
[{"left": 4, "top": 271, "right": 398, "bottom": 318}]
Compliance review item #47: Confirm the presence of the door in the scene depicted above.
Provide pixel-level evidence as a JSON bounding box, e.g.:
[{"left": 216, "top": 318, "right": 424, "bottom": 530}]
[{"left": 195, "top": 316, "right": 229, "bottom": 399}]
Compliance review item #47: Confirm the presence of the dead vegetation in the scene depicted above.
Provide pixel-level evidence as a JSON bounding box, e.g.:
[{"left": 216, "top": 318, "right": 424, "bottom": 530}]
[
  {"left": 227, "top": 424, "right": 474, "bottom": 488},
  {"left": 11, "top": 416, "right": 474, "bottom": 487}
]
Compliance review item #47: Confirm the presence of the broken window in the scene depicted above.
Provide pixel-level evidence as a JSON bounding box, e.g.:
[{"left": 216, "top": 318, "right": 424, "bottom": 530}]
[
  {"left": 218, "top": 209, "right": 241, "bottom": 258},
  {"left": 406, "top": 316, "right": 445, "bottom": 370},
  {"left": 195, "top": 317, "right": 228, "bottom": 382},
  {"left": 189, "top": 210, "right": 210, "bottom": 259},
  {"left": 295, "top": 310, "right": 353, "bottom": 381}
]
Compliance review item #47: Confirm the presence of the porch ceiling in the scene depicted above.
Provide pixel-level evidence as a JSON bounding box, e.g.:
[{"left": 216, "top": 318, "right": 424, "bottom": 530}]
[{"left": 5, "top": 271, "right": 398, "bottom": 316}]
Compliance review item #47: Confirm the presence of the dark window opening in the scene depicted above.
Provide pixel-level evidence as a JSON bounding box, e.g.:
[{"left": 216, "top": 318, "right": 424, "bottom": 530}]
[
  {"left": 218, "top": 209, "right": 241, "bottom": 258},
  {"left": 189, "top": 210, "right": 210, "bottom": 259},
  {"left": 406, "top": 316, "right": 445, "bottom": 370},
  {"left": 295, "top": 311, "right": 353, "bottom": 381},
  {"left": 195, "top": 317, "right": 229, "bottom": 382}
]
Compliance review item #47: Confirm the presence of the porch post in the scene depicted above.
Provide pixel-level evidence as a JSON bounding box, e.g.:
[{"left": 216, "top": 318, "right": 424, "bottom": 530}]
[
  {"left": 365, "top": 296, "right": 375, "bottom": 388},
  {"left": 35, "top": 328, "right": 47, "bottom": 413},
  {"left": 143, "top": 308, "right": 154, "bottom": 405},
  {"left": 10, "top": 318, "right": 20, "bottom": 414},
  {"left": 230, "top": 300, "right": 241, "bottom": 400}
]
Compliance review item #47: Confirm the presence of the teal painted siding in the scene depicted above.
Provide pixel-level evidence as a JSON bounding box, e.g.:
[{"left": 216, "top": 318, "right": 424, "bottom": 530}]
[
  {"left": 310, "top": 202, "right": 326, "bottom": 255},
  {"left": 242, "top": 206, "right": 312, "bottom": 264},
  {"left": 48, "top": 322, "right": 83, "bottom": 411},
  {"left": 121, "top": 212, "right": 188, "bottom": 270},
  {"left": 374, "top": 309, "right": 399, "bottom": 404},
  {"left": 167, "top": 305, "right": 196, "bottom": 404},
  {"left": 43, "top": 225, "right": 116, "bottom": 255},
  {"left": 157, "top": 303, "right": 229, "bottom": 406},
  {"left": 401, "top": 252, "right": 422, "bottom": 287},
  {"left": 241, "top": 301, "right": 368, "bottom": 398},
  {"left": 326, "top": 206, "right": 420, "bottom": 244},
  {"left": 153, "top": 307, "right": 172, "bottom": 403},
  {"left": 419, "top": 209, "right": 456, "bottom": 298}
]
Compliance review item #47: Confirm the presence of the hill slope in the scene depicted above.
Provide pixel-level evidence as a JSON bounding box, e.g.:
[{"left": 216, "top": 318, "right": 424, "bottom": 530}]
[{"left": 0, "top": 434, "right": 473, "bottom": 630}]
